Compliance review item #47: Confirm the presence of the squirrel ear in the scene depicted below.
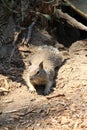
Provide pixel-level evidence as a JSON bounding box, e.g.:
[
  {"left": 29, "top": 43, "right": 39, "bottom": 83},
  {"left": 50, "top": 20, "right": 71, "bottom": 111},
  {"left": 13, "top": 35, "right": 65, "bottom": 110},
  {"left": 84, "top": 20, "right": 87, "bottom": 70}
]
[{"left": 39, "top": 62, "right": 43, "bottom": 69}]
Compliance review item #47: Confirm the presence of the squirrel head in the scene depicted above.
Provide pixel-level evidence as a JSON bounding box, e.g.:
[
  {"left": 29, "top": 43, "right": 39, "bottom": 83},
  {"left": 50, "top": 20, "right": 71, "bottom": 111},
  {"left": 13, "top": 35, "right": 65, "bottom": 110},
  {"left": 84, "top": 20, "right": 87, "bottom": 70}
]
[{"left": 28, "top": 62, "right": 48, "bottom": 84}]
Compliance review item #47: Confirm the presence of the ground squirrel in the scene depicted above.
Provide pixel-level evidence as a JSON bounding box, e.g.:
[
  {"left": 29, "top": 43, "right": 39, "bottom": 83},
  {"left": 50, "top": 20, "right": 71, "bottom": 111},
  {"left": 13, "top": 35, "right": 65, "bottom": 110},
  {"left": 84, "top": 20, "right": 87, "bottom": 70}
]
[{"left": 24, "top": 45, "right": 63, "bottom": 95}]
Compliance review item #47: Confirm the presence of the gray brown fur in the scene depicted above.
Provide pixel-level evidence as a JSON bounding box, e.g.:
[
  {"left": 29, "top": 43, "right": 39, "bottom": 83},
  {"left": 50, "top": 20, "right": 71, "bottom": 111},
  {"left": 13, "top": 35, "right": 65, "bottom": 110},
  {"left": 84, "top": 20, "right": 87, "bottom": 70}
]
[{"left": 24, "top": 45, "right": 63, "bottom": 95}]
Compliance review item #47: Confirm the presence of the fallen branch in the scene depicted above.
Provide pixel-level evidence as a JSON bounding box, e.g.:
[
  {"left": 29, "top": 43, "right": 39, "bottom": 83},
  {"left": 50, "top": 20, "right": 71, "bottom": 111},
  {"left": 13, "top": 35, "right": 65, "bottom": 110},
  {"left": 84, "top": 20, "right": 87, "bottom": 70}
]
[
  {"left": 64, "top": 0, "right": 87, "bottom": 20},
  {"left": 57, "top": 9, "right": 87, "bottom": 31}
]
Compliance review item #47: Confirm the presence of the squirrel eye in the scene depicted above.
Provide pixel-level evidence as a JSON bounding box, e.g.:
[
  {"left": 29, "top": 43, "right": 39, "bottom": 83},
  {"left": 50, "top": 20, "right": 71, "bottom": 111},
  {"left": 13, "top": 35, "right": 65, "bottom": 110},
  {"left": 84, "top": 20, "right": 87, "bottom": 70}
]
[{"left": 36, "top": 71, "right": 40, "bottom": 75}]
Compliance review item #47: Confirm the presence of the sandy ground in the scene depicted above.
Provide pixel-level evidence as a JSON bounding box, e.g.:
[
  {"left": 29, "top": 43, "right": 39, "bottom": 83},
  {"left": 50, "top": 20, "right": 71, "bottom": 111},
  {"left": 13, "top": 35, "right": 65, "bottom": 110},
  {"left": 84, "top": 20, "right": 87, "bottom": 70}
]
[{"left": 0, "top": 29, "right": 87, "bottom": 130}]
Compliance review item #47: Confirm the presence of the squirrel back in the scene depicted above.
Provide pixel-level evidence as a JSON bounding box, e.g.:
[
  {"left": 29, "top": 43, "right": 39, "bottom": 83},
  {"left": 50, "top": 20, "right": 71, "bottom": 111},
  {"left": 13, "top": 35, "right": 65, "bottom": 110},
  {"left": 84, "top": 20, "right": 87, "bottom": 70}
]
[{"left": 30, "top": 45, "right": 63, "bottom": 72}]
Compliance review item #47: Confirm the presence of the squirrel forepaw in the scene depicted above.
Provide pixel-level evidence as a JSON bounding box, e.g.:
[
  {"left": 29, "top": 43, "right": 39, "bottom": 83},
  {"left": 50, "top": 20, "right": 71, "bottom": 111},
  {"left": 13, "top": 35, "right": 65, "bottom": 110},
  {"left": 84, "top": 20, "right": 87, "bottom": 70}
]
[
  {"left": 44, "top": 88, "right": 51, "bottom": 95},
  {"left": 44, "top": 81, "right": 53, "bottom": 95},
  {"left": 29, "top": 87, "right": 36, "bottom": 93}
]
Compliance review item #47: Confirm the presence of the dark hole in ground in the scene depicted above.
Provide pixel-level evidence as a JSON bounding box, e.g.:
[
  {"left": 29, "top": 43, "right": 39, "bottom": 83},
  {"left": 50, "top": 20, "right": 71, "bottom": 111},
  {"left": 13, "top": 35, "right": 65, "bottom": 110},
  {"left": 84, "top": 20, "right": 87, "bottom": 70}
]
[{"left": 51, "top": 5, "right": 87, "bottom": 47}]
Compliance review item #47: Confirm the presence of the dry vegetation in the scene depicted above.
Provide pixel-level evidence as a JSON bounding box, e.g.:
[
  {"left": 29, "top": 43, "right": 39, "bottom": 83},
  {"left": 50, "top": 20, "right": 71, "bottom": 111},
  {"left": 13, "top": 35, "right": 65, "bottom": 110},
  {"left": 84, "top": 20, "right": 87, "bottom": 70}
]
[{"left": 0, "top": 0, "right": 87, "bottom": 130}]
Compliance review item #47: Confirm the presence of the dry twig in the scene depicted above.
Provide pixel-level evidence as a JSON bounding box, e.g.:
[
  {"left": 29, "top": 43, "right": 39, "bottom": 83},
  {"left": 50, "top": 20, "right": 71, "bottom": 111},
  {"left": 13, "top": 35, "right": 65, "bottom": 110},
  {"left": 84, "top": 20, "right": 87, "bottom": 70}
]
[
  {"left": 46, "top": 93, "right": 65, "bottom": 99},
  {"left": 24, "top": 16, "right": 39, "bottom": 45},
  {"left": 9, "top": 31, "right": 21, "bottom": 63},
  {"left": 0, "top": 87, "right": 9, "bottom": 93}
]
